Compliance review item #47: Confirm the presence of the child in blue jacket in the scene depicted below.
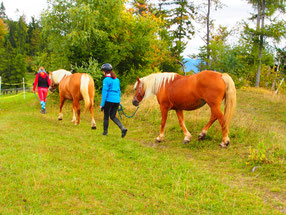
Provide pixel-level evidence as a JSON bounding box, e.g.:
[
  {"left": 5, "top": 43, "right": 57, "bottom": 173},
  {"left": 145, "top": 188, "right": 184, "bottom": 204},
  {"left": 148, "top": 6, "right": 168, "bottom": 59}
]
[{"left": 100, "top": 63, "right": 127, "bottom": 137}]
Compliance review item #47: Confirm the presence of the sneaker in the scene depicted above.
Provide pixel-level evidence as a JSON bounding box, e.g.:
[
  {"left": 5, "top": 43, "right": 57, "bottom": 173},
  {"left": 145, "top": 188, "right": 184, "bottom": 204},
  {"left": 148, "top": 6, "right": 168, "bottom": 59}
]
[
  {"left": 40, "top": 109, "right": 45, "bottom": 114},
  {"left": 121, "top": 128, "right": 127, "bottom": 138},
  {"left": 102, "top": 132, "right": 108, "bottom": 136}
]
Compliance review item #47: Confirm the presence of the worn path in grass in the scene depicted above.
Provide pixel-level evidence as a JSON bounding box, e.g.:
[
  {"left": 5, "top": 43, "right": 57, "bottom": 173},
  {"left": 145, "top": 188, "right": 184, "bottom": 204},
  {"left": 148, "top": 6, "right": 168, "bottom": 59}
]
[{"left": 0, "top": 88, "right": 285, "bottom": 214}]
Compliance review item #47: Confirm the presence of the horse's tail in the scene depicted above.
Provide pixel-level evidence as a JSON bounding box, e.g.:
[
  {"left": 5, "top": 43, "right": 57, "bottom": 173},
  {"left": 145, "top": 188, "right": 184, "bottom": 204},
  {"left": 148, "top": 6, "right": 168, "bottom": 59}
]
[
  {"left": 222, "top": 73, "right": 236, "bottom": 130},
  {"left": 80, "top": 74, "right": 94, "bottom": 112}
]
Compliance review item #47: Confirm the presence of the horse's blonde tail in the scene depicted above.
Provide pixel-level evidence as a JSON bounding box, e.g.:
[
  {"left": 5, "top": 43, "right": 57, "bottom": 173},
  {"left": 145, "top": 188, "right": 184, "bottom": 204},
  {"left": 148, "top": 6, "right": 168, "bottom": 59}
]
[
  {"left": 80, "top": 74, "right": 91, "bottom": 112},
  {"left": 222, "top": 73, "right": 236, "bottom": 131}
]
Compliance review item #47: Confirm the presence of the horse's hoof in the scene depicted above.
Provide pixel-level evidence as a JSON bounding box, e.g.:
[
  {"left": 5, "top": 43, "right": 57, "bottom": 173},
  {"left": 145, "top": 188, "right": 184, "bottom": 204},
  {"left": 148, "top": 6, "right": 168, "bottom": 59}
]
[
  {"left": 198, "top": 131, "right": 207, "bottom": 141},
  {"left": 91, "top": 126, "right": 96, "bottom": 130},
  {"left": 155, "top": 139, "right": 161, "bottom": 143},
  {"left": 183, "top": 138, "right": 191, "bottom": 144},
  {"left": 219, "top": 141, "right": 230, "bottom": 148},
  {"left": 58, "top": 118, "right": 63, "bottom": 121},
  {"left": 198, "top": 134, "right": 205, "bottom": 141}
]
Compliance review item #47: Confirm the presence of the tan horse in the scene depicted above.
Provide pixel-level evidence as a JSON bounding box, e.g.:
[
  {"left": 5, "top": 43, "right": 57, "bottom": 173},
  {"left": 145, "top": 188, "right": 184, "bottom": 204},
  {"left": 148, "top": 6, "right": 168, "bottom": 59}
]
[
  {"left": 132, "top": 70, "right": 236, "bottom": 147},
  {"left": 49, "top": 69, "right": 96, "bottom": 129}
]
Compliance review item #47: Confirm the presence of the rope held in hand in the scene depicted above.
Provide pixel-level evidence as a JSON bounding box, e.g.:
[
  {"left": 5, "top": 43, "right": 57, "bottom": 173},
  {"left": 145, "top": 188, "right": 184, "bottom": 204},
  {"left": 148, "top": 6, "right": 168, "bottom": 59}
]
[{"left": 118, "top": 104, "right": 139, "bottom": 119}]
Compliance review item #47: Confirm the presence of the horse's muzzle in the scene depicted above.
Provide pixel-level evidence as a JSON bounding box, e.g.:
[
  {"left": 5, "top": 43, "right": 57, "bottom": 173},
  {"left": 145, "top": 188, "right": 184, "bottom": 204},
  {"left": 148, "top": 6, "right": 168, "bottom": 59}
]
[{"left": 132, "top": 99, "right": 139, "bottom": 107}]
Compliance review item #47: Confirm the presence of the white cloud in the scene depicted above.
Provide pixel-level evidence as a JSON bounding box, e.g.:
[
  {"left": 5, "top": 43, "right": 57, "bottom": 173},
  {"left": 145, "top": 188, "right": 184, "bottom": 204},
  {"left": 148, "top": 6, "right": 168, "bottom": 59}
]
[
  {"left": 184, "top": 0, "right": 254, "bottom": 57},
  {"left": 1, "top": 0, "right": 48, "bottom": 22}
]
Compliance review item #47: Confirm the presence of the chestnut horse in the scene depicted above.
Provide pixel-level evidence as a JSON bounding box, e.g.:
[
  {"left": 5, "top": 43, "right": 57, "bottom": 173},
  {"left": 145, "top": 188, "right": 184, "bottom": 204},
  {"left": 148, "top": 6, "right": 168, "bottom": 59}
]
[
  {"left": 132, "top": 70, "right": 236, "bottom": 147},
  {"left": 49, "top": 69, "right": 96, "bottom": 129}
]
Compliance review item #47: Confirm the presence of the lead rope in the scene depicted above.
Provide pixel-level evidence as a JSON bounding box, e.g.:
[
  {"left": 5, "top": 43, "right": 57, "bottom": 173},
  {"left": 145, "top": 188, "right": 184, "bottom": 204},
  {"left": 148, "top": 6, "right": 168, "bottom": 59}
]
[{"left": 118, "top": 104, "right": 139, "bottom": 119}]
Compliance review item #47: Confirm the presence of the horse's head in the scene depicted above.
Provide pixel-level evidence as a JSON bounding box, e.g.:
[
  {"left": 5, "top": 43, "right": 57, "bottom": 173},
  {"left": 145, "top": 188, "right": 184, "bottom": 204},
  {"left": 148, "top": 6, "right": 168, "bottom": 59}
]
[
  {"left": 48, "top": 71, "right": 57, "bottom": 93},
  {"left": 132, "top": 77, "right": 145, "bottom": 106}
]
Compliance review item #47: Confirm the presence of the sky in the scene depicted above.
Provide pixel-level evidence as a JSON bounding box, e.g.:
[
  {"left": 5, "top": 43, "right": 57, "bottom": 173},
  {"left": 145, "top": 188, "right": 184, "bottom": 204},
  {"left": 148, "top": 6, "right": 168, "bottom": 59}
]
[
  {"left": 185, "top": 0, "right": 254, "bottom": 56},
  {"left": 1, "top": 0, "right": 256, "bottom": 57},
  {"left": 1, "top": 0, "right": 48, "bottom": 21}
]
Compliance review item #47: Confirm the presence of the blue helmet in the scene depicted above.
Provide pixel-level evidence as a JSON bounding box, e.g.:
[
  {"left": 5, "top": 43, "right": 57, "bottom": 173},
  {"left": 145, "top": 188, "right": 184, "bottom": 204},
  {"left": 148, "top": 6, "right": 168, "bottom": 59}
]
[{"left": 101, "top": 63, "right": 113, "bottom": 72}]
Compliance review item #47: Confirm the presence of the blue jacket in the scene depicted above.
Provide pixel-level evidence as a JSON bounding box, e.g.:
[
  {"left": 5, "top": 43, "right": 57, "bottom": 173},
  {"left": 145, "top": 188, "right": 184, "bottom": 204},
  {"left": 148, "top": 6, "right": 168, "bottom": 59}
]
[{"left": 100, "top": 77, "right": 121, "bottom": 107}]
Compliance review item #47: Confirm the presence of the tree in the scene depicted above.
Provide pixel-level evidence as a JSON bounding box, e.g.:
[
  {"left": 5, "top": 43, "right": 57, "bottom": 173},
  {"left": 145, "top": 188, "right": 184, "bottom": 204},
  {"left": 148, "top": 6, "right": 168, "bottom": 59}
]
[
  {"left": 157, "top": 0, "right": 196, "bottom": 59},
  {"left": 0, "top": 2, "right": 7, "bottom": 19},
  {"left": 129, "top": 0, "right": 182, "bottom": 73},
  {"left": 0, "top": 18, "right": 8, "bottom": 78},
  {"left": 41, "top": 0, "right": 172, "bottom": 88},
  {"left": 130, "top": 0, "right": 152, "bottom": 15},
  {"left": 195, "top": 0, "right": 223, "bottom": 67},
  {"left": 27, "top": 17, "right": 44, "bottom": 56},
  {"left": 245, "top": 0, "right": 286, "bottom": 87},
  {"left": 0, "top": 16, "right": 28, "bottom": 85},
  {"left": 0, "top": 18, "right": 7, "bottom": 41}
]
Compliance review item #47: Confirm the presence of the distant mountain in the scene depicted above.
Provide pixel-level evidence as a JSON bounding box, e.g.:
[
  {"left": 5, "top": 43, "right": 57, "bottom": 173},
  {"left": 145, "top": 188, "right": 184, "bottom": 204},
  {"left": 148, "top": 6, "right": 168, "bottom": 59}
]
[{"left": 183, "top": 58, "right": 202, "bottom": 74}]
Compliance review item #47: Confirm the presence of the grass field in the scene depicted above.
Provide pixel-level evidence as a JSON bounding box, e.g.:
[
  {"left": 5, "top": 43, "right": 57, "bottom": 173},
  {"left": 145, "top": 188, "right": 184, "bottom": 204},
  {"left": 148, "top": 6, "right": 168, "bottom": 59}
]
[{"left": 0, "top": 86, "right": 285, "bottom": 214}]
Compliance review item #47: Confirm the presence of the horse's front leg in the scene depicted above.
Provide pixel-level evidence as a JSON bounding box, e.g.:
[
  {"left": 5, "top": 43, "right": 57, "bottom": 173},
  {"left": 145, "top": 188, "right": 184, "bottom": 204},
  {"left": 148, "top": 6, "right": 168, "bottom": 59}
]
[
  {"left": 58, "top": 96, "right": 66, "bottom": 120},
  {"left": 156, "top": 107, "right": 168, "bottom": 143},
  {"left": 176, "top": 110, "right": 192, "bottom": 144}
]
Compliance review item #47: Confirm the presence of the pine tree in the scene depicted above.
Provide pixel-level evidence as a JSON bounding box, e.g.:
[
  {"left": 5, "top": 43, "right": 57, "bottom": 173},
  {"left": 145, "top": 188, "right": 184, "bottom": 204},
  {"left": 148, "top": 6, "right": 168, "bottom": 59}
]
[
  {"left": 245, "top": 0, "right": 286, "bottom": 87},
  {"left": 0, "top": 2, "right": 7, "bottom": 19}
]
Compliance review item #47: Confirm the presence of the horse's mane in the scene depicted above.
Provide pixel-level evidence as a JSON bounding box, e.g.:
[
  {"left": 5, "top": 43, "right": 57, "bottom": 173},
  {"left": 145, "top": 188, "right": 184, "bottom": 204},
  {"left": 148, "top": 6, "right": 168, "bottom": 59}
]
[
  {"left": 135, "top": 73, "right": 176, "bottom": 99},
  {"left": 51, "top": 69, "right": 72, "bottom": 84}
]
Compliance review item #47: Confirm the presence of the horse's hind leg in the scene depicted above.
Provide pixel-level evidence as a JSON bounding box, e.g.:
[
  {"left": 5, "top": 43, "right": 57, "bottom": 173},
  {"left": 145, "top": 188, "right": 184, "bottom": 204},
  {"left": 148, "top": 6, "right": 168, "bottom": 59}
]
[
  {"left": 90, "top": 103, "right": 96, "bottom": 129},
  {"left": 176, "top": 110, "right": 192, "bottom": 144},
  {"left": 209, "top": 105, "right": 230, "bottom": 148},
  {"left": 58, "top": 97, "right": 66, "bottom": 120},
  {"left": 198, "top": 112, "right": 217, "bottom": 140},
  {"left": 72, "top": 99, "right": 81, "bottom": 125}
]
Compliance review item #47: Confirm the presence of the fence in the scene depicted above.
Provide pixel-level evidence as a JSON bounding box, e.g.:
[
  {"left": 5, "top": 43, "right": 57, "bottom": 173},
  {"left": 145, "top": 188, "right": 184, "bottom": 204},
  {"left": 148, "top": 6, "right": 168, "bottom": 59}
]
[{"left": 0, "top": 76, "right": 32, "bottom": 99}]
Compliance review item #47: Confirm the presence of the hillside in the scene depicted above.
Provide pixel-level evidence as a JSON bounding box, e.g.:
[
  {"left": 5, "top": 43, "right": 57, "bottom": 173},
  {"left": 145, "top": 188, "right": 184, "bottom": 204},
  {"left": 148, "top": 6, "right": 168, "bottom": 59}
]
[{"left": 0, "top": 87, "right": 285, "bottom": 214}]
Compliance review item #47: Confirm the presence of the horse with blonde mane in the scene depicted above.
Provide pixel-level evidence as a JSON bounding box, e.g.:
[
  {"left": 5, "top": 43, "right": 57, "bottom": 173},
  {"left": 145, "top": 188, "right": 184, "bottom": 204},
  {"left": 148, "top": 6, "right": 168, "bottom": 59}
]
[
  {"left": 49, "top": 69, "right": 96, "bottom": 129},
  {"left": 132, "top": 70, "right": 236, "bottom": 147}
]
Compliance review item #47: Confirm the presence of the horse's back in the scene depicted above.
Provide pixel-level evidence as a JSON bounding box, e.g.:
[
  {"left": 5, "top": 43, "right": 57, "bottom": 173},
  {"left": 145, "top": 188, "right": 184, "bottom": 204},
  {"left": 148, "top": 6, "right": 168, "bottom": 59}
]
[
  {"left": 170, "top": 70, "right": 225, "bottom": 96},
  {"left": 165, "top": 70, "right": 226, "bottom": 110}
]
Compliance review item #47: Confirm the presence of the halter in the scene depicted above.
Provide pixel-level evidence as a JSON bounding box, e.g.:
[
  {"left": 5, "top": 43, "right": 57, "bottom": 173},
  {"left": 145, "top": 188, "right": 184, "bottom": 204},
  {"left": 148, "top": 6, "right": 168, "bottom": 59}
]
[
  {"left": 49, "top": 76, "right": 57, "bottom": 93},
  {"left": 133, "top": 83, "right": 143, "bottom": 103}
]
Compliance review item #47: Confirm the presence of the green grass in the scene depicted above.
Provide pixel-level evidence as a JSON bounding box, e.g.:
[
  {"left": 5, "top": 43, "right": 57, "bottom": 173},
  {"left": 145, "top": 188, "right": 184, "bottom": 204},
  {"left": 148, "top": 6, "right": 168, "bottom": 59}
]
[{"left": 0, "top": 88, "right": 285, "bottom": 214}]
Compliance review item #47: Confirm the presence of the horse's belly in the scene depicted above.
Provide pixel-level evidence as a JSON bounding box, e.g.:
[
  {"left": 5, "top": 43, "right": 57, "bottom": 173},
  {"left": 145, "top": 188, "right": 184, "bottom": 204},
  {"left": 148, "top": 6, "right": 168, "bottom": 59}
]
[
  {"left": 185, "top": 99, "right": 206, "bottom": 110},
  {"left": 60, "top": 90, "right": 73, "bottom": 100},
  {"left": 172, "top": 98, "right": 206, "bottom": 111}
]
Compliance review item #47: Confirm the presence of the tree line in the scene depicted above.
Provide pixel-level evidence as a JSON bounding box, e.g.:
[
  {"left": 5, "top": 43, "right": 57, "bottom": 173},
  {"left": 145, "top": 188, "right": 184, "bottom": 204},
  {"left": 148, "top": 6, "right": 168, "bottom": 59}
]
[{"left": 0, "top": 0, "right": 285, "bottom": 91}]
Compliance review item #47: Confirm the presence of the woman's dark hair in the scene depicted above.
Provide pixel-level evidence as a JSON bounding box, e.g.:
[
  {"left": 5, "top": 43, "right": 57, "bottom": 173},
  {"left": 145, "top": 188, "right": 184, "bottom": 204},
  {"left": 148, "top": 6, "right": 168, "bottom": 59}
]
[{"left": 105, "top": 70, "right": 116, "bottom": 79}]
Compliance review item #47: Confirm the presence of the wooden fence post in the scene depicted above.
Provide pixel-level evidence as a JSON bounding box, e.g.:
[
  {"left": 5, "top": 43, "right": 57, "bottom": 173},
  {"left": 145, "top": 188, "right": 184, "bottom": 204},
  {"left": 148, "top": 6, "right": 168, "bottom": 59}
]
[{"left": 23, "top": 77, "right": 25, "bottom": 99}]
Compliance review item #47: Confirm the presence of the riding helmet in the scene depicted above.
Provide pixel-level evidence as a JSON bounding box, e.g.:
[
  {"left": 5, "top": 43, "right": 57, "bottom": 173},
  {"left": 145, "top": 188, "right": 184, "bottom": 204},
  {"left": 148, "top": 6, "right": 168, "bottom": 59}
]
[{"left": 101, "top": 63, "right": 113, "bottom": 72}]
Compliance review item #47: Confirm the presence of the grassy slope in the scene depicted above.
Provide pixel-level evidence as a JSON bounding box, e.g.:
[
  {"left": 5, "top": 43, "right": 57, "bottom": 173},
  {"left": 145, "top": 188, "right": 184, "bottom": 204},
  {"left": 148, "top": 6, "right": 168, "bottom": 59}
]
[{"left": 0, "top": 87, "right": 285, "bottom": 214}]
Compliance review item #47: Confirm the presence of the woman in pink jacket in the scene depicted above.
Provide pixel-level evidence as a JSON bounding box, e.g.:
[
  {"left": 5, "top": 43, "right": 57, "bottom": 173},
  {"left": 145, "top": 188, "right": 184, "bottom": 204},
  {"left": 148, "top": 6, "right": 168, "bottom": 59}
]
[{"left": 33, "top": 67, "right": 51, "bottom": 114}]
